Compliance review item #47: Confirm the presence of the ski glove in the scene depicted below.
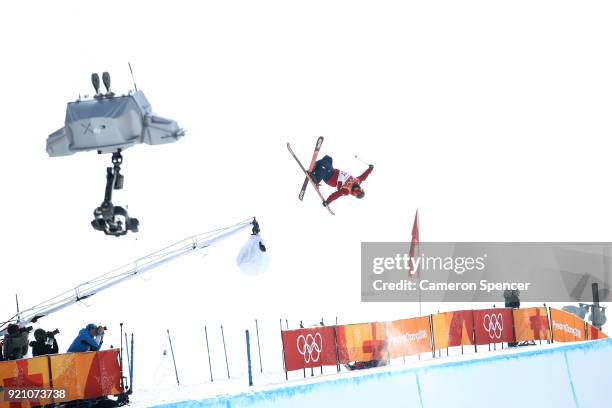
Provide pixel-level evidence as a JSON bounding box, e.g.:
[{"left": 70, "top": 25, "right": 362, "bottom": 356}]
[
  {"left": 322, "top": 200, "right": 328, "bottom": 207},
  {"left": 369, "top": 164, "right": 374, "bottom": 169}
]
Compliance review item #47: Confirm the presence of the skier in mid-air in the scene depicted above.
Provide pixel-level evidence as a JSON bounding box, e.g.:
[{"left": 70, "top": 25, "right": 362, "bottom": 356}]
[{"left": 310, "top": 155, "right": 374, "bottom": 206}]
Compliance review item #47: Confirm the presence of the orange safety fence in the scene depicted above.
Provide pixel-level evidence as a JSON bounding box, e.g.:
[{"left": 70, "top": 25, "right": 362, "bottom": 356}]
[
  {"left": 550, "top": 308, "right": 585, "bottom": 343},
  {"left": 0, "top": 349, "right": 123, "bottom": 408},
  {"left": 336, "top": 322, "right": 387, "bottom": 364},
  {"left": 513, "top": 307, "right": 550, "bottom": 342},
  {"left": 385, "top": 316, "right": 432, "bottom": 358},
  {"left": 281, "top": 307, "right": 607, "bottom": 374},
  {"left": 432, "top": 310, "right": 474, "bottom": 350},
  {"left": 587, "top": 323, "right": 608, "bottom": 340}
]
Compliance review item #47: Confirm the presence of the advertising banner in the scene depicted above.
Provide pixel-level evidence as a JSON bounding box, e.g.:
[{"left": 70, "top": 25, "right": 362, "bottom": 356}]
[
  {"left": 432, "top": 310, "right": 474, "bottom": 350},
  {"left": 0, "top": 356, "right": 51, "bottom": 408},
  {"left": 0, "top": 349, "right": 122, "bottom": 408},
  {"left": 337, "top": 322, "right": 387, "bottom": 364},
  {"left": 512, "top": 307, "right": 550, "bottom": 342},
  {"left": 281, "top": 327, "right": 338, "bottom": 372},
  {"left": 587, "top": 324, "right": 608, "bottom": 340},
  {"left": 473, "top": 308, "right": 515, "bottom": 344},
  {"left": 550, "top": 308, "right": 585, "bottom": 343},
  {"left": 385, "top": 317, "right": 432, "bottom": 358}
]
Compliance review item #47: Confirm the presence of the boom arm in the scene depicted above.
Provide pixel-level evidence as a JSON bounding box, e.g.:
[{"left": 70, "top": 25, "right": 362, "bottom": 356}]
[{"left": 1, "top": 217, "right": 257, "bottom": 335}]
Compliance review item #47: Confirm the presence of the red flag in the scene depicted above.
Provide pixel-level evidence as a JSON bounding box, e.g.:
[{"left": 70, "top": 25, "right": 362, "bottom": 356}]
[{"left": 408, "top": 209, "right": 419, "bottom": 277}]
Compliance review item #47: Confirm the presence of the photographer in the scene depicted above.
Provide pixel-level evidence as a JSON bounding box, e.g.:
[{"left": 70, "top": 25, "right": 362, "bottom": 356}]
[
  {"left": 2, "top": 324, "right": 32, "bottom": 360},
  {"left": 67, "top": 323, "right": 104, "bottom": 353},
  {"left": 30, "top": 328, "right": 60, "bottom": 357},
  {"left": 94, "top": 325, "right": 106, "bottom": 347}
]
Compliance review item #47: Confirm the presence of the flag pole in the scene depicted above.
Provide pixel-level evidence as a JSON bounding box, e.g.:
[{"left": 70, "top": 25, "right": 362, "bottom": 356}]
[
  {"left": 418, "top": 210, "right": 421, "bottom": 316},
  {"left": 409, "top": 209, "right": 421, "bottom": 316}
]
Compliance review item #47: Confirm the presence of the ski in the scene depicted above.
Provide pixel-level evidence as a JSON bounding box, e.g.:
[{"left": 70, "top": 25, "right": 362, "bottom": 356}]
[
  {"left": 287, "top": 142, "right": 335, "bottom": 215},
  {"left": 299, "top": 136, "right": 324, "bottom": 201}
]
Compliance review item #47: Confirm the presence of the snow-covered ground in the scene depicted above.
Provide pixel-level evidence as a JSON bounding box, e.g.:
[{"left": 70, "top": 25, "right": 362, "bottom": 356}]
[{"left": 128, "top": 339, "right": 612, "bottom": 407}]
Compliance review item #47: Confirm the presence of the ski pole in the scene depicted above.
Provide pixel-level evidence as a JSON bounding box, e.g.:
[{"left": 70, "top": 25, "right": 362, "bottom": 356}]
[{"left": 354, "top": 155, "right": 370, "bottom": 166}]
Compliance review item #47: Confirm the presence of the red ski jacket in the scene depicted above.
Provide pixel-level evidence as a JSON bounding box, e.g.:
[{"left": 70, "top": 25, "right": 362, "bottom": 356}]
[{"left": 325, "top": 166, "right": 373, "bottom": 204}]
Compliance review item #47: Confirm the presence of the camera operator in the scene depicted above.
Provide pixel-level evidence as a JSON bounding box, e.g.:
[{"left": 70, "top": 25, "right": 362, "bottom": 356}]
[
  {"left": 67, "top": 323, "right": 105, "bottom": 353},
  {"left": 95, "top": 325, "right": 106, "bottom": 347},
  {"left": 2, "top": 324, "right": 32, "bottom": 360},
  {"left": 504, "top": 289, "right": 520, "bottom": 347},
  {"left": 30, "top": 328, "right": 60, "bottom": 357},
  {"left": 504, "top": 289, "right": 520, "bottom": 309}
]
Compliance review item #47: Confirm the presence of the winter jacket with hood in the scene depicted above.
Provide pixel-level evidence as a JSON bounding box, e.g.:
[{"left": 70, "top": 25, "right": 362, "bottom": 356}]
[{"left": 67, "top": 324, "right": 101, "bottom": 353}]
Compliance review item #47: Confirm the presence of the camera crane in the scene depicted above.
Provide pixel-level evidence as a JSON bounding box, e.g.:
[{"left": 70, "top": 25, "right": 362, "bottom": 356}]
[
  {"left": 0, "top": 217, "right": 262, "bottom": 336},
  {"left": 46, "top": 70, "right": 185, "bottom": 237}
]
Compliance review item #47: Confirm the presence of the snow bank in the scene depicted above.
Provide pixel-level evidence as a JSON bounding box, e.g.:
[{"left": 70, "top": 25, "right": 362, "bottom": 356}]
[{"left": 151, "top": 339, "right": 612, "bottom": 407}]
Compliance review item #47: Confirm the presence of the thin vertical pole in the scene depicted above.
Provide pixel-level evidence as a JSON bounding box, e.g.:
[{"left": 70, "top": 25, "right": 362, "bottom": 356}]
[
  {"left": 429, "top": 314, "right": 436, "bottom": 359},
  {"left": 119, "top": 323, "right": 125, "bottom": 391},
  {"left": 124, "top": 332, "right": 132, "bottom": 389},
  {"left": 47, "top": 355, "right": 56, "bottom": 405},
  {"left": 383, "top": 322, "right": 391, "bottom": 365},
  {"left": 129, "top": 334, "right": 134, "bottom": 392},
  {"left": 255, "top": 319, "right": 263, "bottom": 374},
  {"left": 15, "top": 294, "right": 21, "bottom": 322},
  {"left": 246, "top": 330, "right": 253, "bottom": 386},
  {"left": 333, "top": 325, "right": 341, "bottom": 373},
  {"left": 472, "top": 310, "right": 477, "bottom": 354},
  {"left": 125, "top": 333, "right": 131, "bottom": 371},
  {"left": 492, "top": 305, "right": 496, "bottom": 351},
  {"left": 418, "top": 274, "right": 422, "bottom": 317},
  {"left": 221, "top": 325, "right": 230, "bottom": 379},
  {"left": 547, "top": 305, "right": 554, "bottom": 343},
  {"left": 205, "top": 326, "right": 213, "bottom": 382},
  {"left": 167, "top": 329, "right": 180, "bottom": 386},
  {"left": 414, "top": 209, "right": 421, "bottom": 317},
  {"left": 510, "top": 307, "right": 517, "bottom": 349},
  {"left": 280, "top": 319, "right": 288, "bottom": 380}
]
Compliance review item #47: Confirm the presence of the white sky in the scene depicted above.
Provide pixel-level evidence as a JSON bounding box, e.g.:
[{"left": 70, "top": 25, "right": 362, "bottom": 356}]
[{"left": 1, "top": 0, "right": 611, "bottom": 392}]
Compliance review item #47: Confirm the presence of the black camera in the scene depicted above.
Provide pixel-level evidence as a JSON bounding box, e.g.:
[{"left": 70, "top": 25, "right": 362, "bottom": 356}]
[{"left": 46, "top": 329, "right": 60, "bottom": 337}]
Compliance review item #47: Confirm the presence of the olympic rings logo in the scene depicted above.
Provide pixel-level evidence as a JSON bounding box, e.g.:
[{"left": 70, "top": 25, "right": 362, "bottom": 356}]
[
  {"left": 296, "top": 333, "right": 323, "bottom": 363},
  {"left": 483, "top": 313, "right": 504, "bottom": 339}
]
